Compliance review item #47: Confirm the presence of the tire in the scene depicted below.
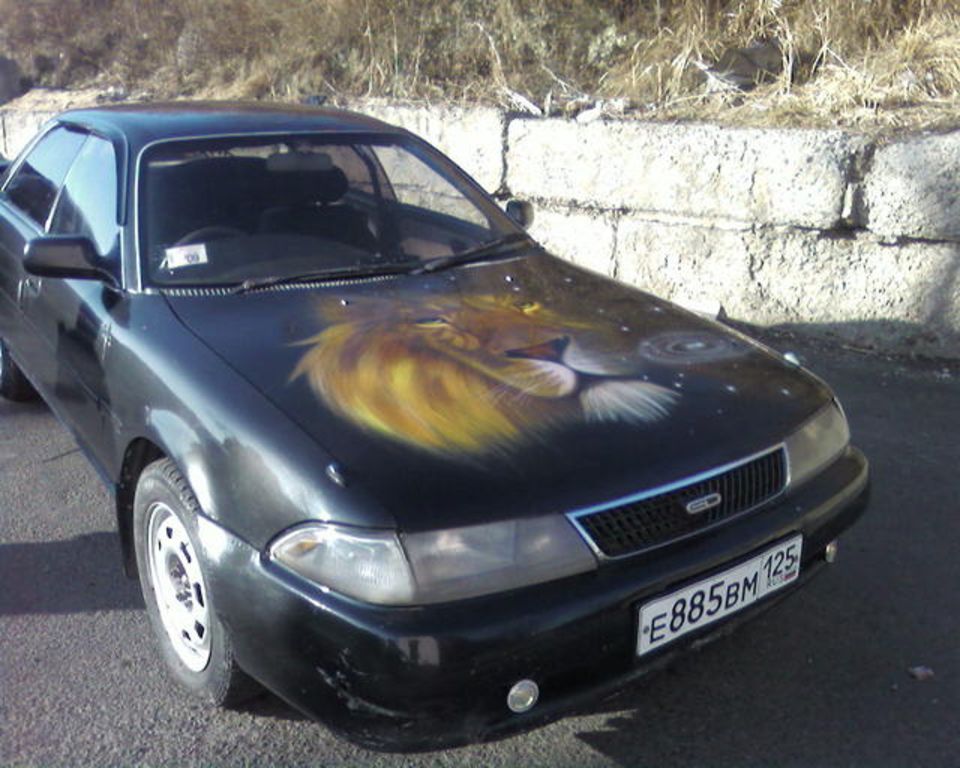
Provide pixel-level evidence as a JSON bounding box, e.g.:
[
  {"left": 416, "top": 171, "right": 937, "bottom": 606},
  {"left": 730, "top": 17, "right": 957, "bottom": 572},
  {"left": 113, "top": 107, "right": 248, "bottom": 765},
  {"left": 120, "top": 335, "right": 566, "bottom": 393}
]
[
  {"left": 0, "top": 338, "right": 37, "bottom": 401},
  {"left": 133, "top": 457, "right": 260, "bottom": 706}
]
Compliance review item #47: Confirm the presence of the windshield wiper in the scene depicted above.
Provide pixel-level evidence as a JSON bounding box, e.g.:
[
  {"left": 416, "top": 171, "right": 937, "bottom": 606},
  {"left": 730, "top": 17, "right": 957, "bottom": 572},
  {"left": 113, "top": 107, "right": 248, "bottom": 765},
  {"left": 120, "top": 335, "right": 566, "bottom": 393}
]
[
  {"left": 230, "top": 262, "right": 414, "bottom": 295},
  {"left": 412, "top": 233, "right": 533, "bottom": 275},
  {"left": 227, "top": 235, "right": 533, "bottom": 293}
]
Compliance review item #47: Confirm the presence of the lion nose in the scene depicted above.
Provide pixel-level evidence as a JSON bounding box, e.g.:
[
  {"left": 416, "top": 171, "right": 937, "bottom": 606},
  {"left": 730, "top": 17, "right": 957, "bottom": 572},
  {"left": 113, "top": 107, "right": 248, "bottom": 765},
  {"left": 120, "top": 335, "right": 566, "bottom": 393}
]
[{"left": 506, "top": 336, "right": 570, "bottom": 363}]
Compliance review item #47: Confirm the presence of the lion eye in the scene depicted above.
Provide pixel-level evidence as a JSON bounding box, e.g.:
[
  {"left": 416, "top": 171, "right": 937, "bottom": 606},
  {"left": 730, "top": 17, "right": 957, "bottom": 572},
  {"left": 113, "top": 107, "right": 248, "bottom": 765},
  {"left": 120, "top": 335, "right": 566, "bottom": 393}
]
[
  {"left": 415, "top": 317, "right": 447, "bottom": 327},
  {"left": 517, "top": 301, "right": 541, "bottom": 314}
]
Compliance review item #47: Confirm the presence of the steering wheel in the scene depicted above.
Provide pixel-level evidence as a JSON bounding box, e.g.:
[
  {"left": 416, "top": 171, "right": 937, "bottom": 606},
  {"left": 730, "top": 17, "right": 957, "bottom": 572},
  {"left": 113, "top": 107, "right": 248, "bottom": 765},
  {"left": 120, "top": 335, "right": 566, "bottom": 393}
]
[{"left": 174, "top": 226, "right": 246, "bottom": 247}]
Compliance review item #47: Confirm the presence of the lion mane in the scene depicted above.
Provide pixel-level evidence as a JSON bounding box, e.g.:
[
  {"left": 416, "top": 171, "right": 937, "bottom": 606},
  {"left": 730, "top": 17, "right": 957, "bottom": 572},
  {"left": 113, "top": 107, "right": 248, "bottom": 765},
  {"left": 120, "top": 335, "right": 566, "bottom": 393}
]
[{"left": 292, "top": 292, "right": 678, "bottom": 455}]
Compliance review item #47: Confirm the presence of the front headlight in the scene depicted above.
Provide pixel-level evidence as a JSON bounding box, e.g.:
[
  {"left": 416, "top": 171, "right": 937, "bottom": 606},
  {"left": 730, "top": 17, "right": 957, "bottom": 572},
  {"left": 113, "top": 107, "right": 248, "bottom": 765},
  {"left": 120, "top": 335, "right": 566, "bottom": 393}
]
[
  {"left": 784, "top": 401, "right": 850, "bottom": 488},
  {"left": 269, "top": 515, "right": 597, "bottom": 606},
  {"left": 269, "top": 525, "right": 416, "bottom": 605},
  {"left": 402, "top": 514, "right": 597, "bottom": 604}
]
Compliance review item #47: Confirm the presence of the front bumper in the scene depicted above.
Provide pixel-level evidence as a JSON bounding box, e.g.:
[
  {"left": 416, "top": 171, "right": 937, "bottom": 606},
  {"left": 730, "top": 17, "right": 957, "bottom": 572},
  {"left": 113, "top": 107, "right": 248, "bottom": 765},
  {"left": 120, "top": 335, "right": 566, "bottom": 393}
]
[{"left": 205, "top": 446, "right": 869, "bottom": 751}]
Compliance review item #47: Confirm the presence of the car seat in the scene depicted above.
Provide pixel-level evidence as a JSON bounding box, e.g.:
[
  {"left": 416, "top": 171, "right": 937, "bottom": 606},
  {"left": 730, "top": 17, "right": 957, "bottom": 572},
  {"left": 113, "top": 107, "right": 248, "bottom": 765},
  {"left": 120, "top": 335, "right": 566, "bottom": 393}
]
[{"left": 257, "top": 167, "right": 376, "bottom": 252}]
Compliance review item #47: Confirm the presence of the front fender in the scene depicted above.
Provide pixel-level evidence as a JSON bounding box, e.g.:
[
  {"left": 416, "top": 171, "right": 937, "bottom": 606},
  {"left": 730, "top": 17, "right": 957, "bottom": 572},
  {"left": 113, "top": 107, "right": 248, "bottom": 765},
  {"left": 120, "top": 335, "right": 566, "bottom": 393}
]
[{"left": 106, "top": 295, "right": 395, "bottom": 554}]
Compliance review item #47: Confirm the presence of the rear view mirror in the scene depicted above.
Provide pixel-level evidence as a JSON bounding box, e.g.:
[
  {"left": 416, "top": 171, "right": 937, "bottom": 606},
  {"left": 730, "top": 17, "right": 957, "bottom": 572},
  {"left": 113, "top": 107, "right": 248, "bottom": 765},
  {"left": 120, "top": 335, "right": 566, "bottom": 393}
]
[
  {"left": 23, "top": 236, "right": 117, "bottom": 286},
  {"left": 505, "top": 199, "right": 534, "bottom": 230}
]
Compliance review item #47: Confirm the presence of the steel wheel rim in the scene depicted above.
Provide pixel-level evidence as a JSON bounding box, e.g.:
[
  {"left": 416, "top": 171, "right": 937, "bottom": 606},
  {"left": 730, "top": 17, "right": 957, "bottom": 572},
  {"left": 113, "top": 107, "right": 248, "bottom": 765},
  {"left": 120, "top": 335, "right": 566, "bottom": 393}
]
[{"left": 146, "top": 502, "right": 212, "bottom": 672}]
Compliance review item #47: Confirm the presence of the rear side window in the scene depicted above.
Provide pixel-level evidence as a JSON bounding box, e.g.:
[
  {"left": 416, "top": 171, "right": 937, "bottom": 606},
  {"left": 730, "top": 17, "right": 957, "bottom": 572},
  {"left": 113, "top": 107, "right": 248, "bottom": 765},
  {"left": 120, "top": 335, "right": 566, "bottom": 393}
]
[
  {"left": 372, "top": 145, "right": 487, "bottom": 227},
  {"left": 3, "top": 127, "right": 87, "bottom": 227},
  {"left": 49, "top": 135, "right": 119, "bottom": 261},
  {"left": 321, "top": 144, "right": 373, "bottom": 194}
]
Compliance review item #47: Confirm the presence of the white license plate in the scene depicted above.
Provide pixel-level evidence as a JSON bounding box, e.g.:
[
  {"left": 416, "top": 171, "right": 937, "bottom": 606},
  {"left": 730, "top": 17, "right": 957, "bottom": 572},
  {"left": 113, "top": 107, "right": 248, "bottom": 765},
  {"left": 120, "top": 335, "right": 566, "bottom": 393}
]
[{"left": 637, "top": 535, "right": 803, "bottom": 656}]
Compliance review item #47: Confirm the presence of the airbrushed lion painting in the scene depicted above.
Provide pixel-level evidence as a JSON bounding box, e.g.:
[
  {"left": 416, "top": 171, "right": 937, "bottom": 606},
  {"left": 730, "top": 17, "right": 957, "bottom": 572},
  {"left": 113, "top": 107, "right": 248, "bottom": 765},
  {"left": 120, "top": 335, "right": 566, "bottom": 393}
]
[{"left": 292, "top": 290, "right": 681, "bottom": 456}]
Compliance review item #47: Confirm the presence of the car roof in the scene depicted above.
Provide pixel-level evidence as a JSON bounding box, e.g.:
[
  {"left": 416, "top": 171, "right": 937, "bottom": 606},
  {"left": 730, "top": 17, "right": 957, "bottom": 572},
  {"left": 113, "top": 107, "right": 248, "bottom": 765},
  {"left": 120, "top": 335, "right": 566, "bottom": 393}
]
[{"left": 56, "top": 101, "right": 402, "bottom": 153}]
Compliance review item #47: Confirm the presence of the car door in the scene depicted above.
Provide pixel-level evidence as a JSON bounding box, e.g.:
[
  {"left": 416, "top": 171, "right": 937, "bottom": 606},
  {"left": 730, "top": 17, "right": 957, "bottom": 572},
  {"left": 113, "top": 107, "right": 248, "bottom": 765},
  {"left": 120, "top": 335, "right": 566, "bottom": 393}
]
[
  {"left": 24, "top": 132, "right": 124, "bottom": 469},
  {"left": 0, "top": 126, "right": 87, "bottom": 374}
]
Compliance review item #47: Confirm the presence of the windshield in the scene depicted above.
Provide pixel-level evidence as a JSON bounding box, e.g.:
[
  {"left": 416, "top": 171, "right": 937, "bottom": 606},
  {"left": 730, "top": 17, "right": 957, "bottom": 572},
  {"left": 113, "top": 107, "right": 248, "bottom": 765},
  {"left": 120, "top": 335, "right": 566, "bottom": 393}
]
[{"left": 138, "top": 132, "right": 524, "bottom": 287}]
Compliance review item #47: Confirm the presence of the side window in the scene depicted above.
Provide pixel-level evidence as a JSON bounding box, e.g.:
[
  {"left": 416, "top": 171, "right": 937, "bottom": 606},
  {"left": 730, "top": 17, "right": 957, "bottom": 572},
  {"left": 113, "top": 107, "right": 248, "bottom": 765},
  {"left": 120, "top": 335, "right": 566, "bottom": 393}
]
[
  {"left": 372, "top": 145, "right": 487, "bottom": 228},
  {"left": 49, "top": 135, "right": 119, "bottom": 261},
  {"left": 3, "top": 127, "right": 87, "bottom": 227},
  {"left": 323, "top": 145, "right": 375, "bottom": 195}
]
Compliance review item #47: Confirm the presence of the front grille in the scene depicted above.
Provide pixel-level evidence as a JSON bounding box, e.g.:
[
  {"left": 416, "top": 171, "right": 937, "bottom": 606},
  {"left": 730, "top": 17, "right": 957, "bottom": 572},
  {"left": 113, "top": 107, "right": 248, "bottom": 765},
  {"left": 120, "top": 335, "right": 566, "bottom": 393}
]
[{"left": 572, "top": 447, "right": 787, "bottom": 558}]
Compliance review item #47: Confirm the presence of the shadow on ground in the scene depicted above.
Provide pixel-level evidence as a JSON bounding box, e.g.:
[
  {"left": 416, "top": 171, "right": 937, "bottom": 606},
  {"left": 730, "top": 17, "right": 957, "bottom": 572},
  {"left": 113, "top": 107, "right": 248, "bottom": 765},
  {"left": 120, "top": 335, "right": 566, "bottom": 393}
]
[{"left": 0, "top": 532, "right": 143, "bottom": 615}]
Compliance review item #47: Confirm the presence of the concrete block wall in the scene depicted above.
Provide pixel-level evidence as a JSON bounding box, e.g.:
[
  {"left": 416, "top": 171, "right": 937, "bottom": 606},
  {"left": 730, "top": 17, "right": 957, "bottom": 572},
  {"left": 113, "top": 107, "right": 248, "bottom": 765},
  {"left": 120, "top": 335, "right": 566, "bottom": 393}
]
[
  {"left": 508, "top": 120, "right": 865, "bottom": 230},
  {"left": 1, "top": 108, "right": 49, "bottom": 158},
  {"left": 347, "top": 102, "right": 960, "bottom": 358},
  {"left": 501, "top": 117, "right": 960, "bottom": 358},
  {"left": 2, "top": 92, "right": 958, "bottom": 357}
]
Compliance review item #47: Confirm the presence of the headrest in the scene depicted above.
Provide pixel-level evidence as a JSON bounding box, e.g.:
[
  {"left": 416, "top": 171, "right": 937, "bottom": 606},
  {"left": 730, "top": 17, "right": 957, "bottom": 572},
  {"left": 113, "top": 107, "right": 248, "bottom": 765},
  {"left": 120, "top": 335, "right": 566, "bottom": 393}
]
[
  {"left": 312, "top": 167, "right": 349, "bottom": 204},
  {"left": 274, "top": 167, "right": 349, "bottom": 206},
  {"left": 266, "top": 151, "right": 348, "bottom": 205}
]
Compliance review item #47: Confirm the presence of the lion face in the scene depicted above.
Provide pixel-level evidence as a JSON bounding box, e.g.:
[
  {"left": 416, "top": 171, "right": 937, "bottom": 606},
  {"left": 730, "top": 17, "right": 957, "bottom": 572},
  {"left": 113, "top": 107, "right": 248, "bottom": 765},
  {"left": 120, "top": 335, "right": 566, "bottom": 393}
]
[{"left": 292, "top": 292, "right": 679, "bottom": 455}]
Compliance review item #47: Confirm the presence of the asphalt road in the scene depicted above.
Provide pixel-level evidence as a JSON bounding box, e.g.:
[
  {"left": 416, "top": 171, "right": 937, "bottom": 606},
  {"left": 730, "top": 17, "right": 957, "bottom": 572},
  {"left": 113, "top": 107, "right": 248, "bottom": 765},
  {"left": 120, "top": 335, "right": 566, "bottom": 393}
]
[{"left": 1, "top": 335, "right": 958, "bottom": 768}]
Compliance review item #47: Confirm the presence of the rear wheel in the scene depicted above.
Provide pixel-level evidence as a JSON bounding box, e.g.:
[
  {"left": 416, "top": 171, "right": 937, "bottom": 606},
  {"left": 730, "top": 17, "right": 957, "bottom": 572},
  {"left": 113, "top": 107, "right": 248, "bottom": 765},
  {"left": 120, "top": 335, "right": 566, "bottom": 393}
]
[
  {"left": 133, "top": 458, "right": 259, "bottom": 706},
  {"left": 0, "top": 338, "right": 37, "bottom": 401}
]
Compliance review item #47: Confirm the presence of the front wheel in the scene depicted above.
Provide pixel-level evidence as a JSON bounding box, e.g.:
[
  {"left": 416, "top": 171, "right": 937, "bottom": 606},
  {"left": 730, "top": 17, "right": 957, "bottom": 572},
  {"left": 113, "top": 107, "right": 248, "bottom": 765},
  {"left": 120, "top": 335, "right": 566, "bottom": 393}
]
[
  {"left": 133, "top": 458, "right": 259, "bottom": 706},
  {"left": 0, "top": 338, "right": 37, "bottom": 401}
]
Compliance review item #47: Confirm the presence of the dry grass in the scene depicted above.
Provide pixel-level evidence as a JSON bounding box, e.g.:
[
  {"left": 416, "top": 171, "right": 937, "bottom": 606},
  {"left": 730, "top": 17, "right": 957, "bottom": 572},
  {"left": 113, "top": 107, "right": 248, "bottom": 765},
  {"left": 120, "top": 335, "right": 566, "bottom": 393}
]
[{"left": 0, "top": 0, "right": 959, "bottom": 129}]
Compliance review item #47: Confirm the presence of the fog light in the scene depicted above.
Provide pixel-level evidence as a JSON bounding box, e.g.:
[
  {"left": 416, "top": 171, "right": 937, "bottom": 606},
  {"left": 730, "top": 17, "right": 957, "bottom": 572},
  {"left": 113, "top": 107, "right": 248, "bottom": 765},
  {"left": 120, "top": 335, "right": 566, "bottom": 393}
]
[
  {"left": 507, "top": 679, "right": 539, "bottom": 713},
  {"left": 824, "top": 540, "right": 839, "bottom": 563}
]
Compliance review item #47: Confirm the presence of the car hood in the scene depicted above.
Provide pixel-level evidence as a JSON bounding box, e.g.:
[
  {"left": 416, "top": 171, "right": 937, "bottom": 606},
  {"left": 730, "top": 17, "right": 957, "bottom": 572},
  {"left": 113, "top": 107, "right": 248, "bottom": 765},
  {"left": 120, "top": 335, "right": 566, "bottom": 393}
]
[{"left": 165, "top": 250, "right": 834, "bottom": 532}]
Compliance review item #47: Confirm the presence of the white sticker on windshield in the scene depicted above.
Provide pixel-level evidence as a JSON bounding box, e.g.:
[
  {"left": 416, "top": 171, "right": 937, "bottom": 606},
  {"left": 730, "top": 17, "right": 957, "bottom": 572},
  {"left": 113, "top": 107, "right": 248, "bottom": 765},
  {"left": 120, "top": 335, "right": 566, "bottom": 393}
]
[{"left": 161, "top": 243, "right": 208, "bottom": 270}]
